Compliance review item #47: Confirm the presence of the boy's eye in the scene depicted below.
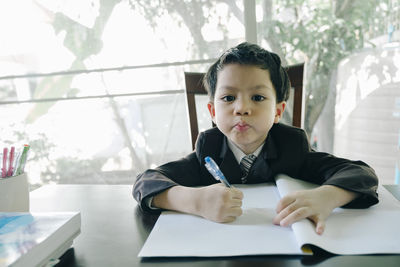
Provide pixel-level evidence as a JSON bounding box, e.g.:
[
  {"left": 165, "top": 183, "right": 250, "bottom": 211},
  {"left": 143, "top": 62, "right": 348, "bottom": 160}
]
[
  {"left": 252, "top": 95, "right": 266, "bottom": 101},
  {"left": 221, "top": 95, "right": 235, "bottom": 102}
]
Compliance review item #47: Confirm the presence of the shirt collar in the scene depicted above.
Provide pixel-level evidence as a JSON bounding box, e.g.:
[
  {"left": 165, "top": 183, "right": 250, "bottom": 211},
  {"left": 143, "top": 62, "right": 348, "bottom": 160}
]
[{"left": 227, "top": 139, "right": 264, "bottom": 164}]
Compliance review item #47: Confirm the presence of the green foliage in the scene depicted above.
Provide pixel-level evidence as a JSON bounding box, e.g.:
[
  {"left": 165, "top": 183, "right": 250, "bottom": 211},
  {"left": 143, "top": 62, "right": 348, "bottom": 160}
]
[
  {"left": 129, "top": 0, "right": 237, "bottom": 58},
  {"left": 26, "top": 62, "right": 82, "bottom": 123},
  {"left": 259, "top": 0, "right": 390, "bottom": 134},
  {"left": 52, "top": 156, "right": 107, "bottom": 182},
  {"left": 27, "top": 0, "right": 121, "bottom": 124}
]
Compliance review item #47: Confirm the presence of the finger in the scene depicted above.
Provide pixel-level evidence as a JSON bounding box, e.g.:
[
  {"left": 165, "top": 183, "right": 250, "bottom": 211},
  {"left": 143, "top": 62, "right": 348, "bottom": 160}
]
[
  {"left": 315, "top": 218, "right": 325, "bottom": 235},
  {"left": 226, "top": 207, "right": 243, "bottom": 217},
  {"left": 273, "top": 209, "right": 286, "bottom": 225},
  {"left": 223, "top": 216, "right": 237, "bottom": 223},
  {"left": 273, "top": 200, "right": 299, "bottom": 225},
  {"left": 230, "top": 199, "right": 242, "bottom": 207},
  {"left": 276, "top": 195, "right": 296, "bottom": 213},
  {"left": 231, "top": 188, "right": 244, "bottom": 199},
  {"left": 279, "top": 207, "right": 312, "bottom": 227}
]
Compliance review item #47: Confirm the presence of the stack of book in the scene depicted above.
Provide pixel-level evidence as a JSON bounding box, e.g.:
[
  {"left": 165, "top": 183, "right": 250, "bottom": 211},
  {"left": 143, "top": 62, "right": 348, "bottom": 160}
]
[{"left": 0, "top": 212, "right": 81, "bottom": 266}]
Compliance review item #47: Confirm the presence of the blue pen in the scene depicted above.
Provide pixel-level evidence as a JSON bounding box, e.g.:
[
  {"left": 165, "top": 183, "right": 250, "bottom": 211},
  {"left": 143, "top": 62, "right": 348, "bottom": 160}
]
[{"left": 204, "top": 156, "right": 231, "bottom": 188}]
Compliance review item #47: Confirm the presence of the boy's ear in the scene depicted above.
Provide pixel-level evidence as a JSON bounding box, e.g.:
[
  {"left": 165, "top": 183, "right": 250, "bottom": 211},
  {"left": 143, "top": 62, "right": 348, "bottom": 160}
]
[
  {"left": 274, "top": 101, "right": 286, "bottom": 123},
  {"left": 207, "top": 102, "right": 216, "bottom": 123}
]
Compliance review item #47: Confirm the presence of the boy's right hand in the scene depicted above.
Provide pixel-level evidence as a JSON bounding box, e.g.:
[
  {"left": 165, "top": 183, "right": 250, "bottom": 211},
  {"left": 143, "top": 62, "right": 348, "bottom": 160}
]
[{"left": 197, "top": 184, "right": 243, "bottom": 223}]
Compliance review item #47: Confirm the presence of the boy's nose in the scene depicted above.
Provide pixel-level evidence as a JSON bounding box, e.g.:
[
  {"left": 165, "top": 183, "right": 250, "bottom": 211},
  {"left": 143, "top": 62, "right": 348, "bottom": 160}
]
[{"left": 234, "top": 98, "right": 251, "bottom": 116}]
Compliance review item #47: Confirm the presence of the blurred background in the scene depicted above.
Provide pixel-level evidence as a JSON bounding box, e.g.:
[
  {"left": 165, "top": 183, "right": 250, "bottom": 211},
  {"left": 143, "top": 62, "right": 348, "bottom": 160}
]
[{"left": 0, "top": 0, "right": 399, "bottom": 189}]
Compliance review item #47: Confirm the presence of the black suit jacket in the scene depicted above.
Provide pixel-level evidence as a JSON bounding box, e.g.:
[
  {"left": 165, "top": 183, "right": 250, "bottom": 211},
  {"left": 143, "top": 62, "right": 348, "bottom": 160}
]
[{"left": 133, "top": 123, "right": 379, "bottom": 212}]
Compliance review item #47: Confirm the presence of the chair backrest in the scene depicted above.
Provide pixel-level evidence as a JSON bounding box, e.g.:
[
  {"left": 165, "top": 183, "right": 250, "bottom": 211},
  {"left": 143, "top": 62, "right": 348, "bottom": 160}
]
[{"left": 184, "top": 62, "right": 304, "bottom": 150}]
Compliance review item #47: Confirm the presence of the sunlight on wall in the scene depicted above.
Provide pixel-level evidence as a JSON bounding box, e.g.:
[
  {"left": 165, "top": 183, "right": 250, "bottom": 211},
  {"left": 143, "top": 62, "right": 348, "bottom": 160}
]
[
  {"left": 335, "top": 45, "right": 400, "bottom": 131},
  {"left": 334, "top": 44, "right": 400, "bottom": 184}
]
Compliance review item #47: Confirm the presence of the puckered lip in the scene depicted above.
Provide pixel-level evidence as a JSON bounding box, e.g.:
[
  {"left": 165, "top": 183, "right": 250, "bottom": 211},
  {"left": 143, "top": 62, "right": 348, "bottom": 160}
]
[
  {"left": 234, "top": 121, "right": 251, "bottom": 131},
  {"left": 235, "top": 121, "right": 249, "bottom": 127}
]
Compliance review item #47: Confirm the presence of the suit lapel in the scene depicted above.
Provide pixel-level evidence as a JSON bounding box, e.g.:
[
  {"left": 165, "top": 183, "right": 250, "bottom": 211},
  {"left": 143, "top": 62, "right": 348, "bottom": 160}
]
[
  {"left": 215, "top": 133, "right": 279, "bottom": 184},
  {"left": 248, "top": 134, "right": 278, "bottom": 183},
  {"left": 218, "top": 137, "right": 243, "bottom": 184}
]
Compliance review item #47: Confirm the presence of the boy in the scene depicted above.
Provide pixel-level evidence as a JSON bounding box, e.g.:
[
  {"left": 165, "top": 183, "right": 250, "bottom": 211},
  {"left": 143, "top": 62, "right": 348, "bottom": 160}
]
[{"left": 133, "top": 42, "right": 378, "bottom": 235}]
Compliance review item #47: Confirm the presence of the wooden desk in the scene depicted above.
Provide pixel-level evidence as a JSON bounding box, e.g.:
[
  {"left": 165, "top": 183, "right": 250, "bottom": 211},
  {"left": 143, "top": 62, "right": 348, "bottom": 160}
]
[{"left": 30, "top": 185, "right": 400, "bottom": 267}]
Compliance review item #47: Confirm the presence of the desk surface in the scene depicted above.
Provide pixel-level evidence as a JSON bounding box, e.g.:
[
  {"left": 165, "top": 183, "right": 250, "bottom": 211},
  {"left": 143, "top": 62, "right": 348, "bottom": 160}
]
[{"left": 30, "top": 184, "right": 400, "bottom": 267}]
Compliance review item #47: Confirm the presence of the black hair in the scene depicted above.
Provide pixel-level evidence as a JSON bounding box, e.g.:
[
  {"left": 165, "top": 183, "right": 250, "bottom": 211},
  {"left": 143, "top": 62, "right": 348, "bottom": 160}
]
[{"left": 203, "top": 42, "right": 290, "bottom": 103}]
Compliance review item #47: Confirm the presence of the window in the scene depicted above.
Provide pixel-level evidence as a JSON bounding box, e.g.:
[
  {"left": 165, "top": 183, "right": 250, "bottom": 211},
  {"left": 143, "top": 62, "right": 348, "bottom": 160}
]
[
  {"left": 1, "top": 0, "right": 399, "bottom": 187},
  {"left": 255, "top": 0, "right": 400, "bottom": 184},
  {"left": 0, "top": 0, "right": 244, "bottom": 189}
]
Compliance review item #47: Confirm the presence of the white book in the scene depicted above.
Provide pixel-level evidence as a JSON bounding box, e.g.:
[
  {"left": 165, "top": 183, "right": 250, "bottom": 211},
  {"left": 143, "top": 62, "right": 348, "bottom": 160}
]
[
  {"left": 138, "top": 175, "right": 400, "bottom": 257},
  {"left": 0, "top": 212, "right": 81, "bottom": 266}
]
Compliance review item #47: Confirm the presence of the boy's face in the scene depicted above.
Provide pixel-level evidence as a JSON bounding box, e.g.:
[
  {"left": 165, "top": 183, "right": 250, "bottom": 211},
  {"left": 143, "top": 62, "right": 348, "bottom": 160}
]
[{"left": 207, "top": 64, "right": 285, "bottom": 154}]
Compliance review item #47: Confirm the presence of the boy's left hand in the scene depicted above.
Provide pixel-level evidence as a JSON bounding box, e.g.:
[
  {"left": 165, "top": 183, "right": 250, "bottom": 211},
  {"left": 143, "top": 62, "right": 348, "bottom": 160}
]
[{"left": 273, "top": 185, "right": 359, "bottom": 235}]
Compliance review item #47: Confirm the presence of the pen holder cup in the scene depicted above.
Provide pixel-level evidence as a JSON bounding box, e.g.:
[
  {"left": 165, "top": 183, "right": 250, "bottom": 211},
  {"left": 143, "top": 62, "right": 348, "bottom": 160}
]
[{"left": 0, "top": 173, "right": 29, "bottom": 212}]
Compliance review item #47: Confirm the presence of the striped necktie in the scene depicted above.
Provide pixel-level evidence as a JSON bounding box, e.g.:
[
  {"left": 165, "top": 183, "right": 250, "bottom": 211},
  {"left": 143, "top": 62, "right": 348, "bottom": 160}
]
[{"left": 240, "top": 154, "right": 257, "bottom": 183}]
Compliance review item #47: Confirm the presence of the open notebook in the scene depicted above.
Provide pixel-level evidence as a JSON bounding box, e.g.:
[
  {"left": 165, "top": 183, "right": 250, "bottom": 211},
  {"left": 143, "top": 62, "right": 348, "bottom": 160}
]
[
  {"left": 0, "top": 212, "right": 81, "bottom": 266},
  {"left": 139, "top": 175, "right": 400, "bottom": 257}
]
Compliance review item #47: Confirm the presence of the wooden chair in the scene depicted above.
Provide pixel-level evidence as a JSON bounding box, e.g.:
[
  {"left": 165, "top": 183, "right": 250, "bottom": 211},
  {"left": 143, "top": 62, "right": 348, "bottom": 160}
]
[{"left": 184, "top": 63, "right": 305, "bottom": 150}]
